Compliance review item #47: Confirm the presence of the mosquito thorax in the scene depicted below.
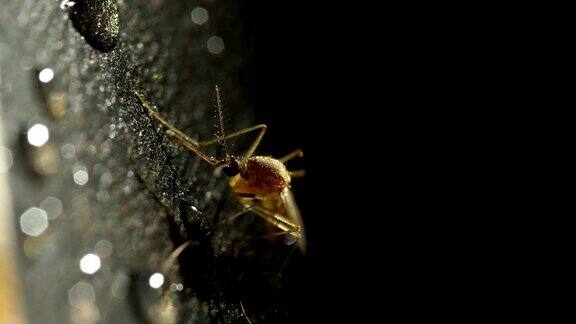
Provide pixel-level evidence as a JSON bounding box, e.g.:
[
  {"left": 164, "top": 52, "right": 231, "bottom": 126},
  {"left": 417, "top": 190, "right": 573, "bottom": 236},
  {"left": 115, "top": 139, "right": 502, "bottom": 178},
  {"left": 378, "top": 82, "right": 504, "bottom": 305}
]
[{"left": 233, "top": 156, "right": 291, "bottom": 195}]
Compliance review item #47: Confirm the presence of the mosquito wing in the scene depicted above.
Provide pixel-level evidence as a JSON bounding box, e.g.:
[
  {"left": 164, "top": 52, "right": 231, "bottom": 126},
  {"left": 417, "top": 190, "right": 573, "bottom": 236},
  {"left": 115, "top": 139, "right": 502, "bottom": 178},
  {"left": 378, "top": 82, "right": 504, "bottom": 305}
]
[{"left": 281, "top": 188, "right": 306, "bottom": 253}]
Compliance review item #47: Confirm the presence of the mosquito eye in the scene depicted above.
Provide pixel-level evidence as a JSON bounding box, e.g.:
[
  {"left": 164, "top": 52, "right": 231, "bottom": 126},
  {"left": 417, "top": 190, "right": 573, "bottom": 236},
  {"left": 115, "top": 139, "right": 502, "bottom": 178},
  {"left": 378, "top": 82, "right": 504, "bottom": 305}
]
[{"left": 223, "top": 159, "right": 240, "bottom": 177}]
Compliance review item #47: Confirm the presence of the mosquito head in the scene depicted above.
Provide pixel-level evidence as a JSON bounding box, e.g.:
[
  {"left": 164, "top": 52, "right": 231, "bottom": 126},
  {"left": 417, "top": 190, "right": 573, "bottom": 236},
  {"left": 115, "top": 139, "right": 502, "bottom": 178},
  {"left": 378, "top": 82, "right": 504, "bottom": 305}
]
[{"left": 222, "top": 155, "right": 242, "bottom": 177}]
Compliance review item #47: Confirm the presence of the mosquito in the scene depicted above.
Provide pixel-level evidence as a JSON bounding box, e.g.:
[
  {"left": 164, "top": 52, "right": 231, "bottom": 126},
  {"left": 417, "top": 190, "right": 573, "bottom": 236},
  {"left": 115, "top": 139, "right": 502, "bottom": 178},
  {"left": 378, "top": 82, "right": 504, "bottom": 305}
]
[{"left": 134, "top": 87, "right": 306, "bottom": 252}]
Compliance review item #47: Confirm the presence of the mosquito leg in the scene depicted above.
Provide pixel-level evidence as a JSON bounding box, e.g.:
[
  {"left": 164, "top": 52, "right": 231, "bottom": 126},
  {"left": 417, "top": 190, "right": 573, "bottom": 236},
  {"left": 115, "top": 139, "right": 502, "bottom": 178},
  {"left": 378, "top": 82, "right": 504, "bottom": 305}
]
[
  {"left": 276, "top": 243, "right": 298, "bottom": 277},
  {"left": 215, "top": 208, "right": 252, "bottom": 228},
  {"left": 214, "top": 194, "right": 261, "bottom": 228},
  {"left": 134, "top": 91, "right": 218, "bottom": 166},
  {"left": 197, "top": 124, "right": 267, "bottom": 158},
  {"left": 226, "top": 204, "right": 302, "bottom": 254},
  {"left": 278, "top": 149, "right": 304, "bottom": 163},
  {"left": 244, "top": 229, "right": 300, "bottom": 242},
  {"left": 161, "top": 241, "right": 192, "bottom": 273},
  {"left": 236, "top": 192, "right": 262, "bottom": 199},
  {"left": 251, "top": 206, "right": 301, "bottom": 238},
  {"left": 232, "top": 229, "right": 300, "bottom": 255},
  {"left": 240, "top": 301, "right": 253, "bottom": 324},
  {"left": 289, "top": 170, "right": 306, "bottom": 178}
]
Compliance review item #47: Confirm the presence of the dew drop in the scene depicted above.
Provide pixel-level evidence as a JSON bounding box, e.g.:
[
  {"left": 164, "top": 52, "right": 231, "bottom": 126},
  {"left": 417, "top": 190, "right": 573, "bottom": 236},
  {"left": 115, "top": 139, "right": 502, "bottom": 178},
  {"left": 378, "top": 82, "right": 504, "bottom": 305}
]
[
  {"left": 79, "top": 253, "right": 101, "bottom": 275},
  {"left": 149, "top": 273, "right": 164, "bottom": 289},
  {"left": 20, "top": 207, "right": 48, "bottom": 237},
  {"left": 207, "top": 36, "right": 225, "bottom": 54},
  {"left": 27, "top": 124, "right": 49, "bottom": 147},
  {"left": 38, "top": 68, "right": 54, "bottom": 83},
  {"left": 191, "top": 7, "right": 209, "bottom": 25}
]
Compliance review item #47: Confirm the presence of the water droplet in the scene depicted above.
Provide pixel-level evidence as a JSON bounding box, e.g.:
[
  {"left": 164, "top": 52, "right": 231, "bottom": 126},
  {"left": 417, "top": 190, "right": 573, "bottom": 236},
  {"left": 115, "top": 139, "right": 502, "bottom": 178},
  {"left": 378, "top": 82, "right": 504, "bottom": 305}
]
[
  {"left": 27, "top": 124, "right": 49, "bottom": 147},
  {"left": 79, "top": 253, "right": 101, "bottom": 274},
  {"left": 68, "top": 282, "right": 96, "bottom": 309},
  {"left": 96, "top": 190, "right": 110, "bottom": 203},
  {"left": 40, "top": 196, "right": 63, "bottom": 220},
  {"left": 95, "top": 240, "right": 113, "bottom": 258},
  {"left": 169, "top": 283, "right": 185, "bottom": 292},
  {"left": 73, "top": 164, "right": 89, "bottom": 186},
  {"left": 149, "top": 273, "right": 164, "bottom": 289},
  {"left": 191, "top": 7, "right": 209, "bottom": 25},
  {"left": 207, "top": 36, "right": 225, "bottom": 54},
  {"left": 38, "top": 68, "right": 54, "bottom": 83},
  {"left": 60, "top": 0, "right": 76, "bottom": 10},
  {"left": 20, "top": 207, "right": 48, "bottom": 237},
  {"left": 68, "top": 0, "right": 120, "bottom": 52},
  {"left": 74, "top": 170, "right": 89, "bottom": 185},
  {"left": 61, "top": 143, "right": 76, "bottom": 159}
]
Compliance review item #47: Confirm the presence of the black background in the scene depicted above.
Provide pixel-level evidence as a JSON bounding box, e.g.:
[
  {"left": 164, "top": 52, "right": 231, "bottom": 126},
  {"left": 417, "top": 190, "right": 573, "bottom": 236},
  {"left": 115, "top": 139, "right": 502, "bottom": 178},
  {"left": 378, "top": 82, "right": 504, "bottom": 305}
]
[
  {"left": 238, "top": 2, "right": 359, "bottom": 321},
  {"left": 233, "top": 3, "right": 518, "bottom": 321},
  {"left": 239, "top": 2, "right": 334, "bottom": 258}
]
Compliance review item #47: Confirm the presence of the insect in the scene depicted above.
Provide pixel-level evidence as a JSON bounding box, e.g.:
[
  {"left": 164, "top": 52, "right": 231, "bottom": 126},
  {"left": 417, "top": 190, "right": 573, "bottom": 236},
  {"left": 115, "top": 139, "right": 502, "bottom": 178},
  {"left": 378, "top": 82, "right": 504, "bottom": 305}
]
[{"left": 134, "top": 87, "right": 306, "bottom": 252}]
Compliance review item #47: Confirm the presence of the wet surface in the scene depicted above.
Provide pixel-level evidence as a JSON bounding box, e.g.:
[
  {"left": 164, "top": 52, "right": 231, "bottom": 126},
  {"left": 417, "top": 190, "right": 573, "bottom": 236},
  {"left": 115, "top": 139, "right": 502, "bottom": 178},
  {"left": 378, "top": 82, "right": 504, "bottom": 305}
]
[{"left": 0, "top": 1, "right": 302, "bottom": 323}]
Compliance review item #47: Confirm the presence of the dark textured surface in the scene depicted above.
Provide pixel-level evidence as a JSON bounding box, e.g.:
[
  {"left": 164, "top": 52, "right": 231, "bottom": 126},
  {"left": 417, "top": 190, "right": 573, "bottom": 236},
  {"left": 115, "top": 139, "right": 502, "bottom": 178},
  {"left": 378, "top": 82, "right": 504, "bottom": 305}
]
[
  {"left": 69, "top": 0, "right": 120, "bottom": 52},
  {"left": 0, "top": 1, "right": 305, "bottom": 323}
]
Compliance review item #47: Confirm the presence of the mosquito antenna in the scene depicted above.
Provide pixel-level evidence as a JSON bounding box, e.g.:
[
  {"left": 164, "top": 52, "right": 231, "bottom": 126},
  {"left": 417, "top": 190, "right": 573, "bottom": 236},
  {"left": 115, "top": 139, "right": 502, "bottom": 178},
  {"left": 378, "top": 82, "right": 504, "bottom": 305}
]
[{"left": 214, "top": 85, "right": 230, "bottom": 157}]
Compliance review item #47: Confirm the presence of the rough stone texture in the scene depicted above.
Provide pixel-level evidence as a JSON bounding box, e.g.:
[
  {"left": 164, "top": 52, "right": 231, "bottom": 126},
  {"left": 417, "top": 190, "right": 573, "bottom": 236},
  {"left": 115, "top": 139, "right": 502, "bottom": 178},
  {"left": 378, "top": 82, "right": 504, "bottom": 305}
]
[
  {"left": 0, "top": 1, "right": 299, "bottom": 323},
  {"left": 69, "top": 0, "right": 120, "bottom": 53}
]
